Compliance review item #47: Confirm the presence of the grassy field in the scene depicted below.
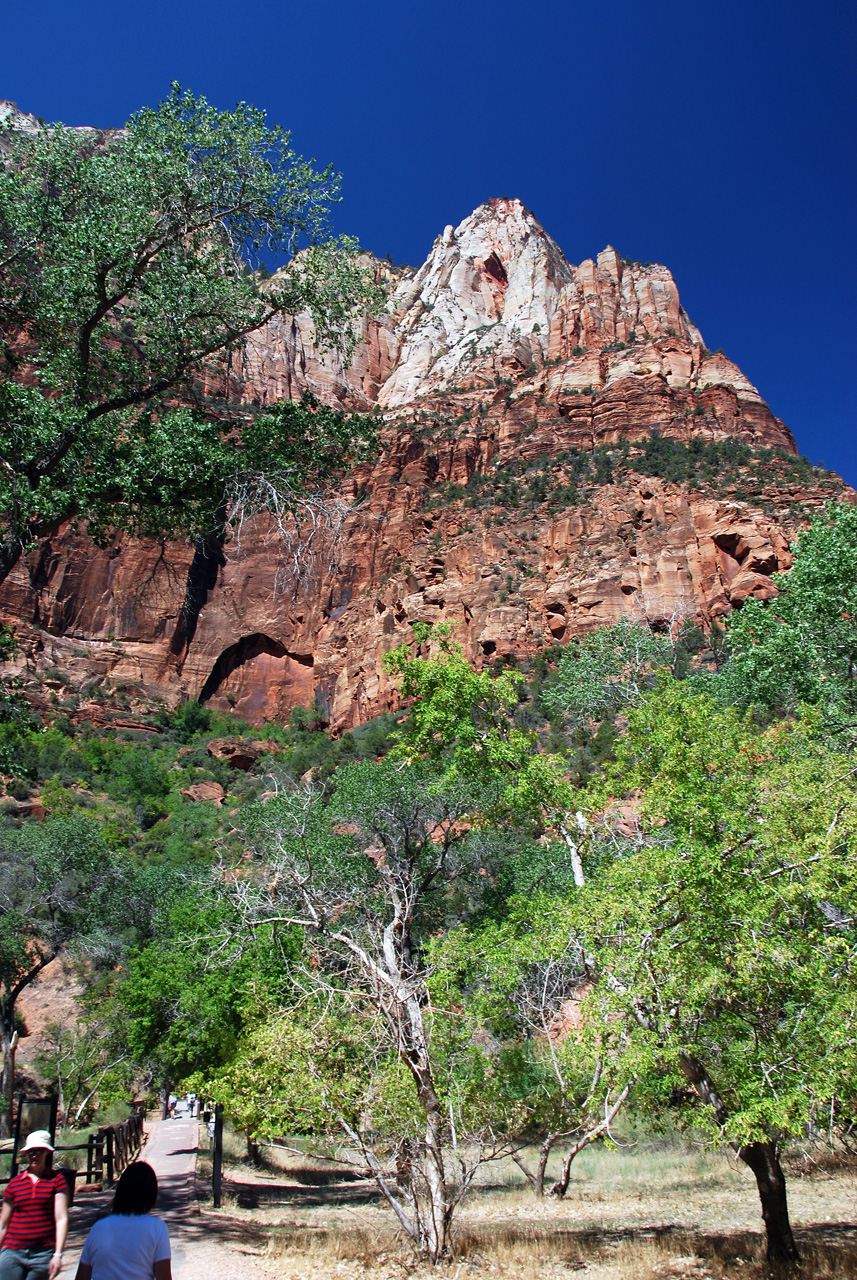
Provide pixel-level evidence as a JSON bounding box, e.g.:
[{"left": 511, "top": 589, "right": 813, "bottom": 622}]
[{"left": 195, "top": 1129, "right": 857, "bottom": 1279}]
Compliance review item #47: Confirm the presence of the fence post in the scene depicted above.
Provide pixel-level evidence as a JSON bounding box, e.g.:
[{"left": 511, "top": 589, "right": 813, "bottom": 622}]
[
  {"left": 48, "top": 1095, "right": 59, "bottom": 1146},
  {"left": 105, "top": 1129, "right": 114, "bottom": 1186},
  {"left": 95, "top": 1131, "right": 104, "bottom": 1185},
  {"left": 212, "top": 1104, "right": 223, "bottom": 1209},
  {"left": 10, "top": 1092, "right": 23, "bottom": 1177},
  {"left": 86, "top": 1133, "right": 94, "bottom": 1185}
]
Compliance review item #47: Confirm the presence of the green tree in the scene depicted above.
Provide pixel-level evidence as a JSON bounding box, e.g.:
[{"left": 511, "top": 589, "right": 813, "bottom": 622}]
[
  {"left": 225, "top": 759, "right": 521, "bottom": 1263},
  {"left": 384, "top": 628, "right": 592, "bottom": 885},
  {"left": 119, "top": 888, "right": 296, "bottom": 1086},
  {"left": 548, "top": 682, "right": 857, "bottom": 1263},
  {"left": 717, "top": 502, "right": 857, "bottom": 726},
  {"left": 540, "top": 616, "right": 676, "bottom": 723},
  {"left": 201, "top": 1003, "right": 374, "bottom": 1148},
  {"left": 35, "top": 1011, "right": 131, "bottom": 1129},
  {"left": 0, "top": 85, "right": 378, "bottom": 581},
  {"left": 0, "top": 813, "right": 121, "bottom": 1132},
  {"left": 431, "top": 926, "right": 632, "bottom": 1198}
]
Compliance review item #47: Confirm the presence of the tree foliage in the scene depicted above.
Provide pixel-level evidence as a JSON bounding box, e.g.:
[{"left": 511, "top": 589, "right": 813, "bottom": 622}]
[
  {"left": 540, "top": 615, "right": 676, "bottom": 723},
  {"left": 120, "top": 888, "right": 298, "bottom": 1084},
  {"left": 0, "top": 85, "right": 379, "bottom": 579},
  {"left": 719, "top": 502, "right": 857, "bottom": 726},
  {"left": 0, "top": 812, "right": 122, "bottom": 1127}
]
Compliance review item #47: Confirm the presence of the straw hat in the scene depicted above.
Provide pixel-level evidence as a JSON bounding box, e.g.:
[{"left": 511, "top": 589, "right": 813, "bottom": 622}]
[{"left": 21, "top": 1130, "right": 54, "bottom": 1154}]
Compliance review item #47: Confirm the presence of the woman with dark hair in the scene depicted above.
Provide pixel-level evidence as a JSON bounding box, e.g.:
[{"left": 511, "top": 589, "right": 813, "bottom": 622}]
[{"left": 74, "top": 1164, "right": 170, "bottom": 1280}]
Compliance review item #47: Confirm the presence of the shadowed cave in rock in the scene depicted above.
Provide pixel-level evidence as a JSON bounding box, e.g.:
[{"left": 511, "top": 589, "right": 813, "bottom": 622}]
[{"left": 199, "top": 633, "right": 313, "bottom": 704}]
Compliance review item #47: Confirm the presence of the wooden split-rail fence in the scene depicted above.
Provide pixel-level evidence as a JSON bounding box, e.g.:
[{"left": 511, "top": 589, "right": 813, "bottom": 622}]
[
  {"left": 79, "top": 1107, "right": 146, "bottom": 1187},
  {"left": 0, "top": 1103, "right": 146, "bottom": 1194}
]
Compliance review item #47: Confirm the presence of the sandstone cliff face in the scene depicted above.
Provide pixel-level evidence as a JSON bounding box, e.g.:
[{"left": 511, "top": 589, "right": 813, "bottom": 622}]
[{"left": 0, "top": 199, "right": 846, "bottom": 731}]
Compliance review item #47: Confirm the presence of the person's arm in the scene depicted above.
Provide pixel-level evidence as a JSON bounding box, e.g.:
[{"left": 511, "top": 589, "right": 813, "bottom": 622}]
[
  {"left": 48, "top": 1190, "right": 68, "bottom": 1279},
  {"left": 153, "top": 1261, "right": 172, "bottom": 1280},
  {"left": 0, "top": 1195, "right": 12, "bottom": 1247},
  {"left": 74, "top": 1229, "right": 93, "bottom": 1280}
]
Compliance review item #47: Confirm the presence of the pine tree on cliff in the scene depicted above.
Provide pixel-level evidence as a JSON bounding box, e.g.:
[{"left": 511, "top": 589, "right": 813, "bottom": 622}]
[{"left": 0, "top": 85, "right": 378, "bottom": 587}]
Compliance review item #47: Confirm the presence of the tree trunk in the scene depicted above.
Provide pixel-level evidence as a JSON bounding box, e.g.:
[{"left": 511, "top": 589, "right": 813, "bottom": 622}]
[
  {"left": 401, "top": 978, "right": 452, "bottom": 1263},
  {"left": 550, "top": 1133, "right": 591, "bottom": 1198},
  {"left": 738, "top": 1140, "right": 801, "bottom": 1265},
  {"left": 678, "top": 1055, "right": 799, "bottom": 1265},
  {"left": 418, "top": 1081, "right": 450, "bottom": 1262},
  {"left": 550, "top": 1083, "right": 632, "bottom": 1198},
  {"left": 0, "top": 1020, "right": 13, "bottom": 1139},
  {"left": 511, "top": 1133, "right": 560, "bottom": 1197},
  {"left": 534, "top": 1143, "right": 551, "bottom": 1198}
]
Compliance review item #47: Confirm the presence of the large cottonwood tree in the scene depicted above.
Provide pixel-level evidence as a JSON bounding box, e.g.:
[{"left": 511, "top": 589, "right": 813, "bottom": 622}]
[
  {"left": 0, "top": 85, "right": 377, "bottom": 581},
  {"left": 560, "top": 683, "right": 857, "bottom": 1264}
]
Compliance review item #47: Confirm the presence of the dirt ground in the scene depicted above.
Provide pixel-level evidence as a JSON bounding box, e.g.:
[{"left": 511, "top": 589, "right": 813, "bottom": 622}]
[{"left": 191, "top": 1138, "right": 857, "bottom": 1280}]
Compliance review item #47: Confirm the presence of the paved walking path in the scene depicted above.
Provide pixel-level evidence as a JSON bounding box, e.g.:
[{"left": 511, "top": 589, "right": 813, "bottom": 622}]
[
  {"left": 138, "top": 1107, "right": 199, "bottom": 1277},
  {"left": 62, "top": 1104, "right": 272, "bottom": 1280}
]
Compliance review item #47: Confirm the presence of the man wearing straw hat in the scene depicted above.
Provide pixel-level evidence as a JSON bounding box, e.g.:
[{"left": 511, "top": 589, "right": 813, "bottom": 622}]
[{"left": 0, "top": 1131, "right": 68, "bottom": 1279}]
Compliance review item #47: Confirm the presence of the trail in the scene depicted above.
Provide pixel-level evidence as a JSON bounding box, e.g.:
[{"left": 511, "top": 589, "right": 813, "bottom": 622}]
[{"left": 63, "top": 1104, "right": 272, "bottom": 1280}]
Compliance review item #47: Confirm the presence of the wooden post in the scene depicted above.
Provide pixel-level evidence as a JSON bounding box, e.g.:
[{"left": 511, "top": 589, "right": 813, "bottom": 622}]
[
  {"left": 95, "top": 1131, "right": 104, "bottom": 1185},
  {"left": 86, "top": 1133, "right": 94, "bottom": 1185},
  {"left": 10, "top": 1092, "right": 23, "bottom": 1177},
  {"left": 106, "top": 1128, "right": 114, "bottom": 1185},
  {"left": 48, "top": 1095, "right": 59, "bottom": 1146},
  {"left": 212, "top": 1104, "right": 223, "bottom": 1208},
  {"left": 6, "top": 1032, "right": 17, "bottom": 1139}
]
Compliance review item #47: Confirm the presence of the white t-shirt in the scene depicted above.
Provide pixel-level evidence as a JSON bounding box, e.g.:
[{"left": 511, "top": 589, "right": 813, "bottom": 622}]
[{"left": 79, "top": 1213, "right": 171, "bottom": 1280}]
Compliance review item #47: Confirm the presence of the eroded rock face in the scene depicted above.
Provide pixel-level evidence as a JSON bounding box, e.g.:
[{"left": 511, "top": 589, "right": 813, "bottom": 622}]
[{"left": 0, "top": 199, "right": 848, "bottom": 731}]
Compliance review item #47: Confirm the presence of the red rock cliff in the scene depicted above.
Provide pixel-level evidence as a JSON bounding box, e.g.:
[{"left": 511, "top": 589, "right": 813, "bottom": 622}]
[{"left": 0, "top": 199, "right": 847, "bottom": 730}]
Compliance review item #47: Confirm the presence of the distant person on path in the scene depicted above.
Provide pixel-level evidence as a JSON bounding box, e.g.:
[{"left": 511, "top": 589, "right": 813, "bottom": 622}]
[
  {"left": 166, "top": 1097, "right": 176, "bottom": 1121},
  {"left": 0, "top": 1130, "right": 69, "bottom": 1280},
  {"left": 74, "top": 1163, "right": 170, "bottom": 1280}
]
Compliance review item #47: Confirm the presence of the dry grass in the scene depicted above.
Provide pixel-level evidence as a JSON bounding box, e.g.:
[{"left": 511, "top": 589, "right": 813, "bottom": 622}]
[{"left": 197, "top": 1132, "right": 857, "bottom": 1279}]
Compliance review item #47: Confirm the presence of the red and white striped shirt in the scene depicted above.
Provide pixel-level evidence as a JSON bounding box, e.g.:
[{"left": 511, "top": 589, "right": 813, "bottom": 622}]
[{"left": 3, "top": 1171, "right": 67, "bottom": 1250}]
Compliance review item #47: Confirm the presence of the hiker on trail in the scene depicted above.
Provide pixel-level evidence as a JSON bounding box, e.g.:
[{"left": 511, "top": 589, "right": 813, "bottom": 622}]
[
  {"left": 166, "top": 1096, "right": 176, "bottom": 1121},
  {"left": 0, "top": 1130, "right": 69, "bottom": 1280},
  {"left": 74, "top": 1162, "right": 170, "bottom": 1280}
]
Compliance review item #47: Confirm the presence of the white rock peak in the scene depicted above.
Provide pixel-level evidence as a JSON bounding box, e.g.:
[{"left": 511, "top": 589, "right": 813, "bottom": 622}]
[{"left": 376, "top": 198, "right": 712, "bottom": 409}]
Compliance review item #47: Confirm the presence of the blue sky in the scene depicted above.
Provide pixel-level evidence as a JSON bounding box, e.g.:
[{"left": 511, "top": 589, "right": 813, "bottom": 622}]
[{"left": 2, "top": 0, "right": 854, "bottom": 481}]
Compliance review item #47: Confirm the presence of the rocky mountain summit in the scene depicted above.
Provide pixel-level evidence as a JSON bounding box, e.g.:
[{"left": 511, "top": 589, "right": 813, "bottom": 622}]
[
  {"left": 0, "top": 198, "right": 848, "bottom": 730},
  {"left": 0, "top": 99, "right": 114, "bottom": 157}
]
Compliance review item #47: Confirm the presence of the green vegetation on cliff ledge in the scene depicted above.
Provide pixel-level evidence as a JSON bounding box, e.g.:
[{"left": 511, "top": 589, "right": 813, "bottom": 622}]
[{"left": 424, "top": 432, "right": 832, "bottom": 517}]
